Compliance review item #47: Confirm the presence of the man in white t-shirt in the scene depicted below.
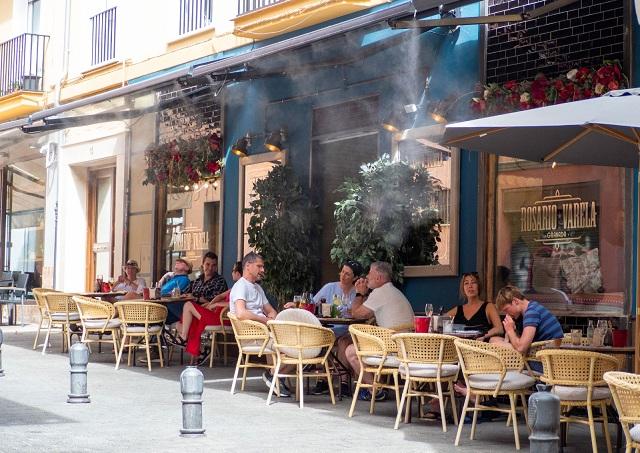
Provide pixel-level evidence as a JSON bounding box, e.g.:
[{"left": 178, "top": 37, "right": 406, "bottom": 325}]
[
  {"left": 229, "top": 252, "right": 291, "bottom": 396},
  {"left": 345, "top": 261, "right": 415, "bottom": 401}
]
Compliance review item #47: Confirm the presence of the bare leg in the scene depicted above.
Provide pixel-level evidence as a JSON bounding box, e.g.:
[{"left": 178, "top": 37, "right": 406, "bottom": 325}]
[{"left": 179, "top": 302, "right": 202, "bottom": 339}]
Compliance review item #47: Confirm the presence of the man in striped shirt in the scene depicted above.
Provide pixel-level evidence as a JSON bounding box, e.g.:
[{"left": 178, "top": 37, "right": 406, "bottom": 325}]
[{"left": 494, "top": 285, "right": 564, "bottom": 355}]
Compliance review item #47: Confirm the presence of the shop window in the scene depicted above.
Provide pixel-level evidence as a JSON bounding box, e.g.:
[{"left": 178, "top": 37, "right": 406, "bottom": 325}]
[
  {"left": 493, "top": 158, "right": 630, "bottom": 316},
  {"left": 392, "top": 125, "right": 460, "bottom": 277},
  {"left": 4, "top": 158, "right": 45, "bottom": 284}
]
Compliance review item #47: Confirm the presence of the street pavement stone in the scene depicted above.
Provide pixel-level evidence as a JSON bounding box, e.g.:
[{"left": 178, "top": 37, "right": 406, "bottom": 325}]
[{"left": 0, "top": 324, "right": 603, "bottom": 452}]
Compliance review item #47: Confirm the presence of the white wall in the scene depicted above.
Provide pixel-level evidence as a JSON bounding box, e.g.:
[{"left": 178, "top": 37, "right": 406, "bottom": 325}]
[{"left": 0, "top": 0, "right": 28, "bottom": 42}]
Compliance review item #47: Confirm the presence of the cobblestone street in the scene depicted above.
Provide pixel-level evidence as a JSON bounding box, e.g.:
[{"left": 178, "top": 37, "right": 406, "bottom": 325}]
[{"left": 0, "top": 325, "right": 604, "bottom": 453}]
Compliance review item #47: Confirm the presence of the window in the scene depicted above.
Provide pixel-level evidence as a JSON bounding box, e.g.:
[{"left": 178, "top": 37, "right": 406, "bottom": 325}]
[
  {"left": 179, "top": 0, "right": 213, "bottom": 35},
  {"left": 4, "top": 158, "right": 45, "bottom": 285},
  {"left": 493, "top": 158, "right": 630, "bottom": 316},
  {"left": 90, "top": 7, "right": 116, "bottom": 66},
  {"left": 392, "top": 125, "right": 460, "bottom": 277}
]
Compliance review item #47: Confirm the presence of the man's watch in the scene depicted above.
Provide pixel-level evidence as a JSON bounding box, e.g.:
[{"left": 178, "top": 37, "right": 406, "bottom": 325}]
[{"left": 356, "top": 292, "right": 368, "bottom": 298}]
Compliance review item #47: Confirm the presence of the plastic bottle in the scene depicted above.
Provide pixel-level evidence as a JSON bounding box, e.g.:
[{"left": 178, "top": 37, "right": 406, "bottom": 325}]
[{"left": 586, "top": 320, "right": 594, "bottom": 340}]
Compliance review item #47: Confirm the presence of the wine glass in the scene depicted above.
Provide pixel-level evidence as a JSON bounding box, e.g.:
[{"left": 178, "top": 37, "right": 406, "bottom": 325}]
[{"left": 424, "top": 303, "right": 434, "bottom": 317}]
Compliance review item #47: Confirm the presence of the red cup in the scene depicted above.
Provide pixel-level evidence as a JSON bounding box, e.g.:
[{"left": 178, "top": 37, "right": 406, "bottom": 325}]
[
  {"left": 142, "top": 287, "right": 150, "bottom": 300},
  {"left": 612, "top": 329, "right": 628, "bottom": 347},
  {"left": 414, "top": 316, "right": 431, "bottom": 333}
]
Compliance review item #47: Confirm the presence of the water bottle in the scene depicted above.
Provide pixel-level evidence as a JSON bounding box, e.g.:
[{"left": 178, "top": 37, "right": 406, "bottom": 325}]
[{"left": 586, "top": 320, "right": 594, "bottom": 340}]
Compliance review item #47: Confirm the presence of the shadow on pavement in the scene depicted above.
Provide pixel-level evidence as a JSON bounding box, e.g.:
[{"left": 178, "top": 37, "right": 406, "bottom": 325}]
[{"left": 0, "top": 397, "right": 76, "bottom": 426}]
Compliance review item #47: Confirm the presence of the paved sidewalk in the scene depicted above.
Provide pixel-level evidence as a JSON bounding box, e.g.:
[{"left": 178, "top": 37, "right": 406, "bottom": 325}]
[{"left": 0, "top": 324, "right": 603, "bottom": 452}]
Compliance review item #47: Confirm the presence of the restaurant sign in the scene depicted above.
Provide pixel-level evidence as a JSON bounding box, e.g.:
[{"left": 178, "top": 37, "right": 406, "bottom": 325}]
[
  {"left": 170, "top": 227, "right": 209, "bottom": 253},
  {"left": 520, "top": 189, "right": 597, "bottom": 248}
]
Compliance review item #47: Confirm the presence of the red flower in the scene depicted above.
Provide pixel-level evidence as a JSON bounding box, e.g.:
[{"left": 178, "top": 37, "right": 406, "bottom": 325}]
[
  {"left": 608, "top": 80, "right": 619, "bottom": 91},
  {"left": 206, "top": 161, "right": 220, "bottom": 173},
  {"left": 504, "top": 80, "right": 518, "bottom": 92},
  {"left": 172, "top": 153, "right": 181, "bottom": 162}
]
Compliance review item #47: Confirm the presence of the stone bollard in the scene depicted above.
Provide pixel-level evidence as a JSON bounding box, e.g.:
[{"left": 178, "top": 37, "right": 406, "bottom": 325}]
[
  {"left": 0, "top": 327, "right": 4, "bottom": 377},
  {"left": 67, "top": 343, "right": 90, "bottom": 403},
  {"left": 179, "top": 366, "right": 205, "bottom": 437},
  {"left": 528, "top": 384, "right": 560, "bottom": 453}
]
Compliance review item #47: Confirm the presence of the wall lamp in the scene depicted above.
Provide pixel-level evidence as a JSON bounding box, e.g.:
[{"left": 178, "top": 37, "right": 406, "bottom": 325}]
[
  {"left": 382, "top": 104, "right": 417, "bottom": 132},
  {"left": 232, "top": 128, "right": 287, "bottom": 157}
]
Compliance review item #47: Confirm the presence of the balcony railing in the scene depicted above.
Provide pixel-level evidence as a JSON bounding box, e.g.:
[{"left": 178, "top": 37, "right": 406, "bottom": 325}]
[
  {"left": 0, "top": 33, "right": 49, "bottom": 97},
  {"left": 179, "top": 0, "right": 213, "bottom": 35},
  {"left": 90, "top": 7, "right": 117, "bottom": 66},
  {"left": 237, "top": 0, "right": 286, "bottom": 16}
]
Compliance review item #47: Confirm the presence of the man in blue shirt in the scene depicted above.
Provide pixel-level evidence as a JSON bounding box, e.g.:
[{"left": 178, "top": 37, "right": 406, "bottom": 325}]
[
  {"left": 159, "top": 258, "right": 193, "bottom": 323},
  {"left": 494, "top": 285, "right": 564, "bottom": 355}
]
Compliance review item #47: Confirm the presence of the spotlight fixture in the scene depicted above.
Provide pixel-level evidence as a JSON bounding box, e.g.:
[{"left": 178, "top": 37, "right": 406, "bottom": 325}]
[
  {"left": 232, "top": 134, "right": 251, "bottom": 157},
  {"left": 382, "top": 110, "right": 404, "bottom": 132},
  {"left": 264, "top": 128, "right": 286, "bottom": 152}
]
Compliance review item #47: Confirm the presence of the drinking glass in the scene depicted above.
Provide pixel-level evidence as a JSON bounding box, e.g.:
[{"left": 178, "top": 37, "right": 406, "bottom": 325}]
[
  {"left": 293, "top": 295, "right": 302, "bottom": 308},
  {"left": 570, "top": 329, "right": 582, "bottom": 346},
  {"left": 424, "top": 303, "right": 434, "bottom": 317}
]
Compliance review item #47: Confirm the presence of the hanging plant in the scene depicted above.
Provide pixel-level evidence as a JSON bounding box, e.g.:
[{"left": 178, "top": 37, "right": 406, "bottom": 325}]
[
  {"left": 143, "top": 132, "right": 224, "bottom": 188},
  {"left": 472, "top": 60, "right": 627, "bottom": 116}
]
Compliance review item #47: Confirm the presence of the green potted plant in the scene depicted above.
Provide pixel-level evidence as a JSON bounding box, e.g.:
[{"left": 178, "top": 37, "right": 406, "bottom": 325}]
[
  {"left": 245, "top": 164, "right": 319, "bottom": 308},
  {"left": 330, "top": 154, "right": 442, "bottom": 281}
]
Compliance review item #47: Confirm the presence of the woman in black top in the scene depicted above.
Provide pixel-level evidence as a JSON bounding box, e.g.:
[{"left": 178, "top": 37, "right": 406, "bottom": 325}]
[{"left": 446, "top": 272, "right": 503, "bottom": 341}]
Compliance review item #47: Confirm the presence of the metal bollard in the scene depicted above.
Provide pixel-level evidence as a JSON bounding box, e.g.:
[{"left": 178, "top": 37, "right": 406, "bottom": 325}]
[
  {"left": 528, "top": 383, "right": 560, "bottom": 453},
  {"left": 0, "top": 327, "right": 4, "bottom": 377},
  {"left": 179, "top": 366, "right": 205, "bottom": 437},
  {"left": 67, "top": 343, "right": 90, "bottom": 403}
]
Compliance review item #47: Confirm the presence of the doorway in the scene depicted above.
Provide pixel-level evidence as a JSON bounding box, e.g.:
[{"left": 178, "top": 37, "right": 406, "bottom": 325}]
[{"left": 86, "top": 168, "right": 115, "bottom": 290}]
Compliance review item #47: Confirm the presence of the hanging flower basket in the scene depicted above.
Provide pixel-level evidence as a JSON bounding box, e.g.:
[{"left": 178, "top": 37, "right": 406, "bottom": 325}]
[
  {"left": 143, "top": 133, "right": 224, "bottom": 188},
  {"left": 472, "top": 60, "right": 627, "bottom": 116}
]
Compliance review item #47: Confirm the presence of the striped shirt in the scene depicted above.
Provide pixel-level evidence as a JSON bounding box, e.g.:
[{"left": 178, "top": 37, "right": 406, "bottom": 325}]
[{"left": 523, "top": 301, "right": 564, "bottom": 342}]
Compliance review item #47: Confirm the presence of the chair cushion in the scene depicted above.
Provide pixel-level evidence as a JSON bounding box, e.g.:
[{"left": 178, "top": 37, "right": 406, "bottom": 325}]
[
  {"left": 399, "top": 362, "right": 459, "bottom": 378},
  {"left": 363, "top": 354, "right": 401, "bottom": 368},
  {"left": 551, "top": 385, "right": 611, "bottom": 401},
  {"left": 204, "top": 325, "right": 233, "bottom": 333},
  {"left": 468, "top": 371, "right": 536, "bottom": 391},
  {"left": 275, "top": 308, "right": 321, "bottom": 326},
  {"left": 242, "top": 345, "right": 274, "bottom": 354},
  {"left": 50, "top": 312, "right": 80, "bottom": 321},
  {"left": 630, "top": 425, "right": 640, "bottom": 442},
  {"left": 83, "top": 319, "right": 121, "bottom": 329},
  {"left": 125, "top": 325, "right": 163, "bottom": 334}
]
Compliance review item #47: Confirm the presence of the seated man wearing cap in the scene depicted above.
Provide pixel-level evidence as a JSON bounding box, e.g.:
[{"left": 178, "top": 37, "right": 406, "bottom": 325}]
[
  {"left": 112, "top": 259, "right": 147, "bottom": 300},
  {"left": 159, "top": 258, "right": 193, "bottom": 324}
]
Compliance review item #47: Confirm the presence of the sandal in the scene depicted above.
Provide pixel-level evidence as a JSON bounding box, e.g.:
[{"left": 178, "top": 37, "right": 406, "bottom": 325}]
[{"left": 423, "top": 411, "right": 441, "bottom": 420}]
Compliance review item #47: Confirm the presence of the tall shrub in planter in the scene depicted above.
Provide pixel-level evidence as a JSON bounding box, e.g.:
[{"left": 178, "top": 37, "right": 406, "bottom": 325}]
[
  {"left": 330, "top": 154, "right": 442, "bottom": 281},
  {"left": 246, "top": 164, "right": 318, "bottom": 307}
]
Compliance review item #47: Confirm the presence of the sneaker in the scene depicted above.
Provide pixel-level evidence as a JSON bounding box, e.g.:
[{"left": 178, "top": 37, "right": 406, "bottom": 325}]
[
  {"left": 312, "top": 380, "right": 329, "bottom": 395},
  {"left": 374, "top": 389, "right": 388, "bottom": 402},
  {"left": 358, "top": 389, "right": 372, "bottom": 401},
  {"left": 262, "top": 371, "right": 291, "bottom": 397}
]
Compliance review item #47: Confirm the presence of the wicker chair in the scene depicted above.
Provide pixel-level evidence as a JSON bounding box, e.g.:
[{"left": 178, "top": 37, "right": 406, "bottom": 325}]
[
  {"left": 524, "top": 339, "right": 557, "bottom": 377},
  {"left": 266, "top": 320, "right": 336, "bottom": 408},
  {"left": 604, "top": 371, "right": 640, "bottom": 453},
  {"left": 392, "top": 333, "right": 459, "bottom": 432},
  {"left": 73, "top": 296, "right": 121, "bottom": 361},
  {"left": 204, "top": 306, "right": 235, "bottom": 367},
  {"left": 454, "top": 339, "right": 536, "bottom": 450},
  {"left": 348, "top": 324, "right": 401, "bottom": 418},
  {"left": 41, "top": 292, "right": 80, "bottom": 354},
  {"left": 114, "top": 301, "right": 167, "bottom": 372},
  {"left": 537, "top": 349, "right": 619, "bottom": 453},
  {"left": 228, "top": 313, "right": 277, "bottom": 394},
  {"left": 31, "top": 288, "right": 57, "bottom": 350}
]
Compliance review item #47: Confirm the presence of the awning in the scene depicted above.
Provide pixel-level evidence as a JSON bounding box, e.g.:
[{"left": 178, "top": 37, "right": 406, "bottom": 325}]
[{"left": 0, "top": 0, "right": 467, "bottom": 135}]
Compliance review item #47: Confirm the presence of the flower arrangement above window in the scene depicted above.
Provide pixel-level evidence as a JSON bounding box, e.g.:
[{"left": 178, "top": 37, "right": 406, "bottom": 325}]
[
  {"left": 143, "top": 133, "right": 224, "bottom": 190},
  {"left": 472, "top": 61, "right": 627, "bottom": 116}
]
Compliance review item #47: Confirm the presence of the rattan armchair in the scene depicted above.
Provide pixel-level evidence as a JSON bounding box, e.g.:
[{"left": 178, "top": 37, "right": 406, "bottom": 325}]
[
  {"left": 228, "top": 313, "right": 277, "bottom": 394},
  {"left": 204, "top": 306, "right": 235, "bottom": 367},
  {"left": 392, "top": 333, "right": 459, "bottom": 432},
  {"left": 348, "top": 324, "right": 401, "bottom": 418},
  {"left": 114, "top": 301, "right": 167, "bottom": 372},
  {"left": 41, "top": 292, "right": 80, "bottom": 354},
  {"left": 454, "top": 339, "right": 536, "bottom": 450},
  {"left": 31, "top": 288, "right": 57, "bottom": 350},
  {"left": 537, "top": 349, "right": 619, "bottom": 453},
  {"left": 604, "top": 371, "right": 640, "bottom": 453},
  {"left": 266, "top": 320, "right": 336, "bottom": 408},
  {"left": 73, "top": 295, "right": 121, "bottom": 361},
  {"left": 524, "top": 339, "right": 557, "bottom": 377}
]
